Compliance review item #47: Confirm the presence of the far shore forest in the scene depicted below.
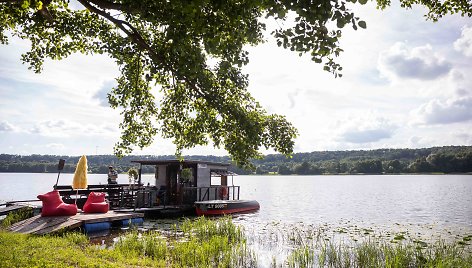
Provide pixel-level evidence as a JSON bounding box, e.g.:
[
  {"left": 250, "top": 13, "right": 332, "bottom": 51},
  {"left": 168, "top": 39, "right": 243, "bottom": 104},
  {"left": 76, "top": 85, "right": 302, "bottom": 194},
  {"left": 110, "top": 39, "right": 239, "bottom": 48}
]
[{"left": 1, "top": 146, "right": 471, "bottom": 175}]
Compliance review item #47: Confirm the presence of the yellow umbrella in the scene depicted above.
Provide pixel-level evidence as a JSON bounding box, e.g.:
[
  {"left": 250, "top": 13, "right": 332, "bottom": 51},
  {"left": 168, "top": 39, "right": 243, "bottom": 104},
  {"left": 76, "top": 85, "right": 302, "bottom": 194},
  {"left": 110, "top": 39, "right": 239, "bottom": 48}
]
[{"left": 72, "top": 156, "right": 88, "bottom": 203}]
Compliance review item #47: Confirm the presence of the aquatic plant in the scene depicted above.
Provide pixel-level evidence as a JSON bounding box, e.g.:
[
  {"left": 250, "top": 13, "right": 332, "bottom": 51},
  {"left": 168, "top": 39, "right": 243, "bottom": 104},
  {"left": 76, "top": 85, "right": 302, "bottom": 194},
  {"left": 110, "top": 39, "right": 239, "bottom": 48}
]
[
  {"left": 169, "top": 216, "right": 255, "bottom": 267},
  {"left": 282, "top": 237, "right": 472, "bottom": 268},
  {"left": 180, "top": 216, "right": 244, "bottom": 243},
  {"left": 1, "top": 216, "right": 471, "bottom": 267},
  {"left": 104, "top": 216, "right": 255, "bottom": 267},
  {"left": 286, "top": 246, "right": 315, "bottom": 268}
]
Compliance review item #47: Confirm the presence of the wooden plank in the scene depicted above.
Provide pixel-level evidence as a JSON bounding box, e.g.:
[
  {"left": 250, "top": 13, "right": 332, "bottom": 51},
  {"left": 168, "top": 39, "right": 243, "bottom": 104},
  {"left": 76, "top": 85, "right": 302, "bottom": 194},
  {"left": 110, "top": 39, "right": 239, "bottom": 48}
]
[
  {"left": 0, "top": 205, "right": 26, "bottom": 216},
  {"left": 9, "top": 215, "right": 71, "bottom": 234},
  {"left": 0, "top": 201, "right": 42, "bottom": 216},
  {"left": 8, "top": 215, "right": 41, "bottom": 231},
  {"left": 8, "top": 211, "right": 144, "bottom": 235},
  {"left": 72, "top": 211, "right": 144, "bottom": 224},
  {"left": 34, "top": 219, "right": 82, "bottom": 235}
]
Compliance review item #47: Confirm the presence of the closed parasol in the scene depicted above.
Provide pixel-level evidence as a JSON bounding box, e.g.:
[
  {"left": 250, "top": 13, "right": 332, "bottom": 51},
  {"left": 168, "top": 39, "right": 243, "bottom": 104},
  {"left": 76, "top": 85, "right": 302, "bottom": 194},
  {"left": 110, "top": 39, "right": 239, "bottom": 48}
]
[{"left": 72, "top": 155, "right": 88, "bottom": 203}]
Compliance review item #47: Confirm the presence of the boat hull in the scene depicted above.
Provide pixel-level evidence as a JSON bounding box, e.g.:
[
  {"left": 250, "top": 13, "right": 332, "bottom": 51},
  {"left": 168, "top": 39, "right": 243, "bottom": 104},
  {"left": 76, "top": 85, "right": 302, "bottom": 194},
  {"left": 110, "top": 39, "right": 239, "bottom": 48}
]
[{"left": 195, "top": 200, "right": 260, "bottom": 216}]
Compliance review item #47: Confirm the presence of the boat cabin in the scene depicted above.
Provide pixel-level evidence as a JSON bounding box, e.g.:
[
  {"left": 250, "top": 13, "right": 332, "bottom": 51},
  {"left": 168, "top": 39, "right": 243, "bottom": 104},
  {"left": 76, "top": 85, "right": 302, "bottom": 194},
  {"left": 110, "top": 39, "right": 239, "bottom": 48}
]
[{"left": 131, "top": 160, "right": 240, "bottom": 208}]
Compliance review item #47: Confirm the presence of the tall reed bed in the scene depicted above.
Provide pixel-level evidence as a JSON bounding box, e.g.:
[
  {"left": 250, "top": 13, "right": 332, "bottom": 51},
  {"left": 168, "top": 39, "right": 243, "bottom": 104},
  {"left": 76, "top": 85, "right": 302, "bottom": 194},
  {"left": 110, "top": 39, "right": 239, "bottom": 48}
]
[
  {"left": 108, "top": 216, "right": 257, "bottom": 267},
  {"left": 283, "top": 237, "right": 472, "bottom": 268}
]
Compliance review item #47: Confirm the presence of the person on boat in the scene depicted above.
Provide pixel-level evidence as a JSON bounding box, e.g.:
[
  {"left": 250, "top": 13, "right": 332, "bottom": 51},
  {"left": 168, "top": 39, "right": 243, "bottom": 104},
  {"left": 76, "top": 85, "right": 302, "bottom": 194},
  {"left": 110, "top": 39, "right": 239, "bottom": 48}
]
[{"left": 107, "top": 166, "right": 118, "bottom": 184}]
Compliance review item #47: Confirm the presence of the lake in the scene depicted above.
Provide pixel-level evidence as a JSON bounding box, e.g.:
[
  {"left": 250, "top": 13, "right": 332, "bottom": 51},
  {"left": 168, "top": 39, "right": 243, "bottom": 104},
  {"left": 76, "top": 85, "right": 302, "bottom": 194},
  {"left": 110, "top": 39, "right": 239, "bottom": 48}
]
[
  {"left": 1, "top": 173, "right": 471, "bottom": 266},
  {"left": 1, "top": 173, "right": 471, "bottom": 228}
]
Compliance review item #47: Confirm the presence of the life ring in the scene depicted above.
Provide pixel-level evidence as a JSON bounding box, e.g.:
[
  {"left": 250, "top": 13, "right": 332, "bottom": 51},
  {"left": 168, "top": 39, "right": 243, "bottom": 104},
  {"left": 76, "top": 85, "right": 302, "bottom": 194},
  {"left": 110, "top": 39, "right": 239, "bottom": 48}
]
[{"left": 219, "top": 186, "right": 228, "bottom": 200}]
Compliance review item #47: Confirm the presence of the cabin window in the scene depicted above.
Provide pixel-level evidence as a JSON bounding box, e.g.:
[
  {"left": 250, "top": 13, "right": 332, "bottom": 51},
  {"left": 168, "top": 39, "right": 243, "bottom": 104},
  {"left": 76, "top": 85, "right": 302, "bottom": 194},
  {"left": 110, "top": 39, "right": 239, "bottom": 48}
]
[{"left": 211, "top": 176, "right": 221, "bottom": 186}]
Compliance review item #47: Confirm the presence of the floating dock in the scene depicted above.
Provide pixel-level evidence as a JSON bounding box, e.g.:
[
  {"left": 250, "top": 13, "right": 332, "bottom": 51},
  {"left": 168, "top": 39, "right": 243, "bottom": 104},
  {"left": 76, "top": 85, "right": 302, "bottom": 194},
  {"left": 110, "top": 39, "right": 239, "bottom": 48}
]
[
  {"left": 0, "top": 201, "right": 42, "bottom": 216},
  {"left": 8, "top": 211, "right": 143, "bottom": 235},
  {"left": 114, "top": 204, "right": 194, "bottom": 218}
]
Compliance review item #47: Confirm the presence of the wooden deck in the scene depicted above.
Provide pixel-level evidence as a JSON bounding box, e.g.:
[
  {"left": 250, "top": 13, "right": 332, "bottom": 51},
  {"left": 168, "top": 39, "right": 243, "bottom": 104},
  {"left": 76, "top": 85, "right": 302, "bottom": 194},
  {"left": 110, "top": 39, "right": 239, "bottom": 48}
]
[
  {"left": 114, "top": 205, "right": 195, "bottom": 218},
  {"left": 0, "top": 201, "right": 42, "bottom": 216},
  {"left": 0, "top": 205, "right": 28, "bottom": 216},
  {"left": 8, "top": 211, "right": 144, "bottom": 235}
]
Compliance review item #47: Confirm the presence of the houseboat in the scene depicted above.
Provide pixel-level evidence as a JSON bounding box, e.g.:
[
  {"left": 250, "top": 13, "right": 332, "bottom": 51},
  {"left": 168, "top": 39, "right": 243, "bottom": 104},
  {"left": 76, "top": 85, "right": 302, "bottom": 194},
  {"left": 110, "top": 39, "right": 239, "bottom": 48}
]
[{"left": 57, "top": 160, "right": 259, "bottom": 217}]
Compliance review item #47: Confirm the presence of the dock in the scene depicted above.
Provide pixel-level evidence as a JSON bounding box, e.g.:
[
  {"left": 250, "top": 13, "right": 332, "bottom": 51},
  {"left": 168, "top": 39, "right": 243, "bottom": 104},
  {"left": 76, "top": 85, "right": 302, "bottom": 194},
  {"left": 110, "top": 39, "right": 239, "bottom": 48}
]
[
  {"left": 0, "top": 201, "right": 42, "bottom": 216},
  {"left": 0, "top": 204, "right": 29, "bottom": 216},
  {"left": 114, "top": 204, "right": 194, "bottom": 217},
  {"left": 8, "top": 211, "right": 144, "bottom": 235}
]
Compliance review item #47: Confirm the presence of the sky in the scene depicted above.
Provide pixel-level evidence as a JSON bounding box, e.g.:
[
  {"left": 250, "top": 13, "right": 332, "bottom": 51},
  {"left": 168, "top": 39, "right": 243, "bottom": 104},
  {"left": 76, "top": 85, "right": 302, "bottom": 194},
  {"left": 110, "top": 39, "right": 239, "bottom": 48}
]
[{"left": 0, "top": 2, "right": 471, "bottom": 157}]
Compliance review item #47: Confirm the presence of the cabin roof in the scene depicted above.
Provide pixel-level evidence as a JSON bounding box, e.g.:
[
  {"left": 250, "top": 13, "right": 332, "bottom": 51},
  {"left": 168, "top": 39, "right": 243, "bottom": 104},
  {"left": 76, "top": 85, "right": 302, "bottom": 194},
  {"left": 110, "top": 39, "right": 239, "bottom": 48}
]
[
  {"left": 211, "top": 170, "right": 238, "bottom": 176},
  {"left": 131, "top": 159, "right": 230, "bottom": 167}
]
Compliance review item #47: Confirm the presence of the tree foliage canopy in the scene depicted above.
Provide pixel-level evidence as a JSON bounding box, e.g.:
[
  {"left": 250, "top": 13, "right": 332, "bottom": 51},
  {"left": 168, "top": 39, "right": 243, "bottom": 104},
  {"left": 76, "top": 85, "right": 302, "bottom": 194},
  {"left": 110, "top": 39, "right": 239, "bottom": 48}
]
[{"left": 1, "top": 0, "right": 470, "bottom": 167}]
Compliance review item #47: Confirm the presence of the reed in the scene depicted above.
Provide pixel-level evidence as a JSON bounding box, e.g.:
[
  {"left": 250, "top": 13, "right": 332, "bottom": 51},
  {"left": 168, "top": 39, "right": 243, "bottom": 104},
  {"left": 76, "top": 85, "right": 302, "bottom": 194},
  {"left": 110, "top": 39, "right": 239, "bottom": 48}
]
[
  {"left": 180, "top": 216, "right": 244, "bottom": 243},
  {"left": 286, "top": 246, "right": 315, "bottom": 268},
  {"left": 1, "top": 215, "right": 471, "bottom": 267},
  {"left": 169, "top": 216, "right": 255, "bottom": 267},
  {"left": 282, "top": 237, "right": 472, "bottom": 268}
]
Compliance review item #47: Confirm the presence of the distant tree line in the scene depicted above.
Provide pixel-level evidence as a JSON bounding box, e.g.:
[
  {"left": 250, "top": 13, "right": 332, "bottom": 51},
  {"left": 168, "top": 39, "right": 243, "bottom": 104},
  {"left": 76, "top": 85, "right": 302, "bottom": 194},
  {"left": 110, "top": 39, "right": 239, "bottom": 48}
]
[
  {"left": 0, "top": 146, "right": 471, "bottom": 175},
  {"left": 252, "top": 146, "right": 472, "bottom": 175}
]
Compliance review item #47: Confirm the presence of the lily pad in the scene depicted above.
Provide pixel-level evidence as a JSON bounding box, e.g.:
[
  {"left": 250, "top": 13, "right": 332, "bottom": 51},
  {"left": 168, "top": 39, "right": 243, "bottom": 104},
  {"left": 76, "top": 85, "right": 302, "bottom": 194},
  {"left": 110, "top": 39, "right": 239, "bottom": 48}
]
[{"left": 393, "top": 234, "right": 406, "bottom": 241}]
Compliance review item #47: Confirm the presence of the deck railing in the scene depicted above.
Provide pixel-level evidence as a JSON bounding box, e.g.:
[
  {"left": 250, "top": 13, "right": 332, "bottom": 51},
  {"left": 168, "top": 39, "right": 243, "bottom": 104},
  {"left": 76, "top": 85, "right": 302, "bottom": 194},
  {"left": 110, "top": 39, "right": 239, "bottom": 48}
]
[
  {"left": 181, "top": 186, "right": 240, "bottom": 204},
  {"left": 56, "top": 184, "right": 142, "bottom": 208},
  {"left": 55, "top": 184, "right": 241, "bottom": 208}
]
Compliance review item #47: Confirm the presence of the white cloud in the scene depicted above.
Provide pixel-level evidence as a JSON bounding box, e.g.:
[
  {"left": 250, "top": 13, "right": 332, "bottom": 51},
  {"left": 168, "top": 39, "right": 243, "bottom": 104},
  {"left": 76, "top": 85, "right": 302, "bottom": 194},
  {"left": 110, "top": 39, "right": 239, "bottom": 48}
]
[
  {"left": 30, "top": 120, "right": 79, "bottom": 137},
  {"left": 448, "top": 69, "right": 472, "bottom": 97},
  {"left": 336, "top": 114, "right": 396, "bottom": 144},
  {"left": 94, "top": 80, "right": 116, "bottom": 107},
  {"left": 0, "top": 121, "right": 18, "bottom": 132},
  {"left": 411, "top": 96, "right": 472, "bottom": 125},
  {"left": 378, "top": 42, "right": 451, "bottom": 80},
  {"left": 46, "top": 143, "right": 65, "bottom": 150},
  {"left": 409, "top": 136, "right": 422, "bottom": 147},
  {"left": 29, "top": 120, "right": 117, "bottom": 137},
  {"left": 454, "top": 25, "right": 472, "bottom": 57},
  {"left": 453, "top": 131, "right": 472, "bottom": 145},
  {"left": 410, "top": 67, "right": 472, "bottom": 126}
]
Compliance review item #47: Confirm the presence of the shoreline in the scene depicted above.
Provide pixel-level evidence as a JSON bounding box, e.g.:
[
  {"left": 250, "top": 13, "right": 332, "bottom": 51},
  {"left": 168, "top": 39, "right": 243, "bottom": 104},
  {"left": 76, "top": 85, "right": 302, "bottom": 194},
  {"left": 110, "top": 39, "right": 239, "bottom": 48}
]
[{"left": 1, "top": 216, "right": 471, "bottom": 267}]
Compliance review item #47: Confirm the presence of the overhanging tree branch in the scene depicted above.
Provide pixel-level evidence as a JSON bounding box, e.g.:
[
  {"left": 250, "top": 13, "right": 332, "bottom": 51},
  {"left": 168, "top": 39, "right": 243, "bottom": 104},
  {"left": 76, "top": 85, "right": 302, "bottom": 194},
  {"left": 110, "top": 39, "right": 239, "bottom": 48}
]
[
  {"left": 77, "top": 0, "right": 164, "bottom": 65},
  {"left": 87, "top": 0, "right": 126, "bottom": 11}
]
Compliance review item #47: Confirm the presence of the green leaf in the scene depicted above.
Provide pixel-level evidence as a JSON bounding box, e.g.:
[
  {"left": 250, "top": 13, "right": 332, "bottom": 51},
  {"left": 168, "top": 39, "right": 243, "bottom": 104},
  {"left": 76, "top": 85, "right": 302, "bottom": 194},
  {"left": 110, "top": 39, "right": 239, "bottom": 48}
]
[
  {"left": 358, "top": 21, "right": 367, "bottom": 29},
  {"left": 21, "top": 0, "right": 30, "bottom": 9}
]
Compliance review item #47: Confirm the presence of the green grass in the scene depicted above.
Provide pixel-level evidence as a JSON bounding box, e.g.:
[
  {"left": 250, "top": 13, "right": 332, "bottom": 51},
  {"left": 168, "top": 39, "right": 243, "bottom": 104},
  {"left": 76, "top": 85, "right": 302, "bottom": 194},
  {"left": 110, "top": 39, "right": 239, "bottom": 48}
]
[
  {"left": 1, "top": 215, "right": 471, "bottom": 267},
  {"left": 0, "top": 207, "right": 33, "bottom": 228},
  {"left": 0, "top": 230, "right": 141, "bottom": 267},
  {"left": 0, "top": 216, "right": 256, "bottom": 268}
]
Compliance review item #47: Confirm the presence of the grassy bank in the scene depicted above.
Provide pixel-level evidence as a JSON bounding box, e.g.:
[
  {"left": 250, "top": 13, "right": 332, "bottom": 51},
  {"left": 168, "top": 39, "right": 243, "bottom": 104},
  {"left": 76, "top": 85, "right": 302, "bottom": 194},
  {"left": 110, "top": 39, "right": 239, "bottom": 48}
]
[
  {"left": 0, "top": 217, "right": 256, "bottom": 267},
  {"left": 1, "top": 216, "right": 471, "bottom": 267}
]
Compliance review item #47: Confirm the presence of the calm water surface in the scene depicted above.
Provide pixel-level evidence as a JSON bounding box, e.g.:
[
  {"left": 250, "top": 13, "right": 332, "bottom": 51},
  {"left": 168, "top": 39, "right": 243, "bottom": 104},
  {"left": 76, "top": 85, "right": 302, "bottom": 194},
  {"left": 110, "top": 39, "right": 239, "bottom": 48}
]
[
  {"left": 237, "top": 175, "right": 472, "bottom": 226},
  {"left": 1, "top": 173, "right": 471, "bottom": 266},
  {"left": 0, "top": 173, "right": 471, "bottom": 226}
]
